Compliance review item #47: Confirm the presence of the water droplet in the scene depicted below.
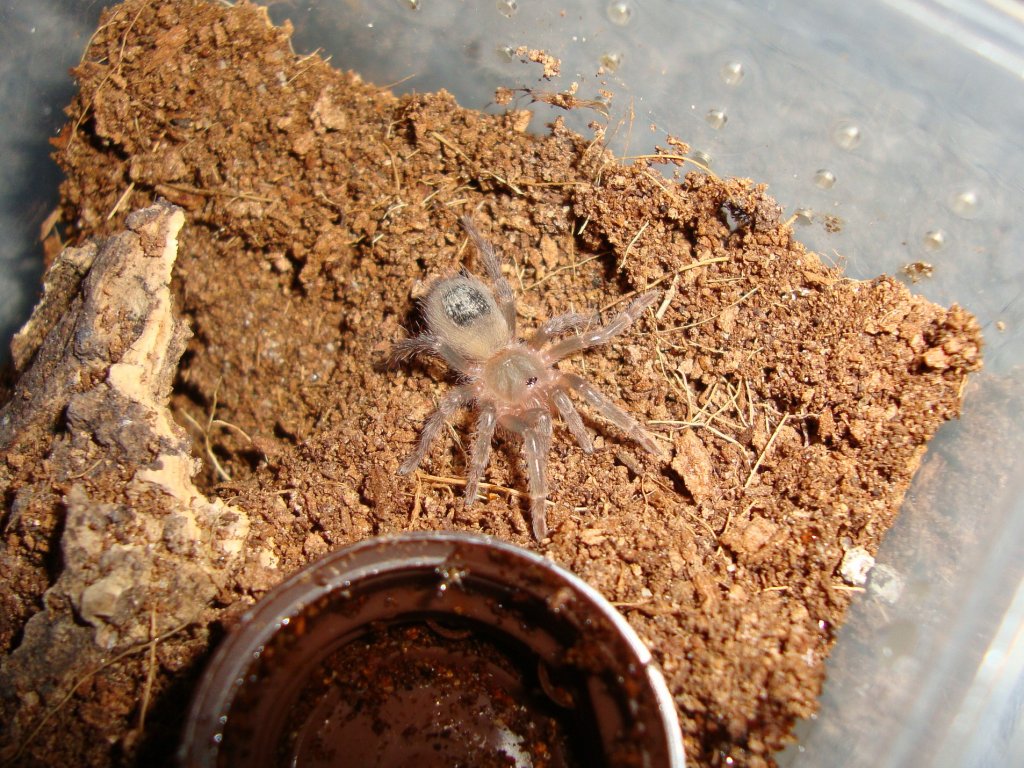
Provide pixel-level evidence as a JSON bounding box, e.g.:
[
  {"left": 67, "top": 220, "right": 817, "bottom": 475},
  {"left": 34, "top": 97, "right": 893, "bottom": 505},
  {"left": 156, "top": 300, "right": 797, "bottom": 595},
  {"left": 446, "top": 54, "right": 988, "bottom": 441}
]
[
  {"left": 720, "top": 60, "right": 745, "bottom": 86},
  {"left": 690, "top": 149, "right": 713, "bottom": 168},
  {"left": 399, "top": 0, "right": 421, "bottom": 9},
  {"left": 600, "top": 51, "right": 623, "bottom": 72},
  {"left": 496, "top": 0, "right": 518, "bottom": 18},
  {"left": 705, "top": 108, "right": 727, "bottom": 130},
  {"left": 496, "top": 44, "right": 516, "bottom": 62},
  {"left": 607, "top": 1, "right": 633, "bottom": 26},
  {"left": 922, "top": 229, "right": 947, "bottom": 251},
  {"left": 813, "top": 169, "right": 836, "bottom": 189},
  {"left": 832, "top": 121, "right": 862, "bottom": 150},
  {"left": 794, "top": 208, "right": 814, "bottom": 226},
  {"left": 949, "top": 188, "right": 980, "bottom": 218}
]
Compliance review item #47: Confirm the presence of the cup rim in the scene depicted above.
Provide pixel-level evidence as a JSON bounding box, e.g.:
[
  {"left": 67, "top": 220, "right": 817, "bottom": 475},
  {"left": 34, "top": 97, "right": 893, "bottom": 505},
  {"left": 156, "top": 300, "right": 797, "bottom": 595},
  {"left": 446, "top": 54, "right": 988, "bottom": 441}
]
[{"left": 181, "top": 531, "right": 686, "bottom": 767}]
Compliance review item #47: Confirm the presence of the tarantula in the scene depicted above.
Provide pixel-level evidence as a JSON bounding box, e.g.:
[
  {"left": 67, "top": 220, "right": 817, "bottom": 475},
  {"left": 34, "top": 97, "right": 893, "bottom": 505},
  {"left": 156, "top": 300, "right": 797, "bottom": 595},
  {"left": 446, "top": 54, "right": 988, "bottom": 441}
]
[{"left": 390, "top": 216, "right": 662, "bottom": 540}]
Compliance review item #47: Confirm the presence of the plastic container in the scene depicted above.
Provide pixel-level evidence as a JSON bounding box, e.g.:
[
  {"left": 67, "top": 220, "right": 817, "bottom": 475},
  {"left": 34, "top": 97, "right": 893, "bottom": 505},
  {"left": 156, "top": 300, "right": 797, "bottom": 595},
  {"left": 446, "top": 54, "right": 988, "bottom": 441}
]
[
  {"left": 4, "top": 2, "right": 1023, "bottom": 766},
  {"left": 180, "top": 532, "right": 685, "bottom": 767}
]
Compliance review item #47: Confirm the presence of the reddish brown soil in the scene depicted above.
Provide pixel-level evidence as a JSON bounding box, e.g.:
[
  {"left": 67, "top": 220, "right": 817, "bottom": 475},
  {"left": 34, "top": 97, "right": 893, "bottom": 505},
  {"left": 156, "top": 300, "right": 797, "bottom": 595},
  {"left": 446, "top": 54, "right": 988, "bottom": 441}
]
[{"left": 0, "top": 1, "right": 982, "bottom": 766}]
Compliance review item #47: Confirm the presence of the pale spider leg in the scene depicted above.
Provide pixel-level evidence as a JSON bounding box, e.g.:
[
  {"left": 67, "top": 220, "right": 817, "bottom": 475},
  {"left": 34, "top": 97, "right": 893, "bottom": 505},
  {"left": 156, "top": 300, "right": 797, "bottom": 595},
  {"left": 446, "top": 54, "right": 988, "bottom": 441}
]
[
  {"left": 461, "top": 216, "right": 516, "bottom": 336},
  {"left": 527, "top": 311, "right": 595, "bottom": 350},
  {"left": 521, "top": 410, "right": 553, "bottom": 540},
  {"left": 398, "top": 384, "right": 475, "bottom": 475},
  {"left": 388, "top": 334, "right": 440, "bottom": 364},
  {"left": 389, "top": 333, "right": 471, "bottom": 374},
  {"left": 561, "top": 372, "right": 663, "bottom": 458},
  {"left": 463, "top": 403, "right": 497, "bottom": 506},
  {"left": 544, "top": 292, "right": 658, "bottom": 362},
  {"left": 551, "top": 388, "right": 593, "bottom": 453}
]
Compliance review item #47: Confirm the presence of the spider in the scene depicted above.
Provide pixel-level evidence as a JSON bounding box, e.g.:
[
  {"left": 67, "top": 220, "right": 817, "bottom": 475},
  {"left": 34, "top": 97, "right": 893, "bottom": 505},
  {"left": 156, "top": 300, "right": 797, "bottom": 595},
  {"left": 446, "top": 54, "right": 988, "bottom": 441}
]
[{"left": 389, "top": 216, "right": 663, "bottom": 540}]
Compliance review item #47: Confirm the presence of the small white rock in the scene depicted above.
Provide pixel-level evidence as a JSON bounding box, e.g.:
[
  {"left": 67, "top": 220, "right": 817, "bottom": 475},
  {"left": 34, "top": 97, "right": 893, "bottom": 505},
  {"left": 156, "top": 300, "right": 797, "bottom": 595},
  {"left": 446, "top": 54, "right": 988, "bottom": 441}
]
[{"left": 839, "top": 545, "right": 875, "bottom": 586}]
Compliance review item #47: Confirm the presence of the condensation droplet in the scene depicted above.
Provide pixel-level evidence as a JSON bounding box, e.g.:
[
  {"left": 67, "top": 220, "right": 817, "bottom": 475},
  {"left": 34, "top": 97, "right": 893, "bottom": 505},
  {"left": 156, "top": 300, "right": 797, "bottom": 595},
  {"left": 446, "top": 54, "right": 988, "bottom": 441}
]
[
  {"left": 496, "top": 0, "right": 518, "bottom": 18},
  {"left": 690, "top": 149, "right": 713, "bottom": 169},
  {"left": 600, "top": 51, "right": 623, "bottom": 72},
  {"left": 813, "top": 169, "right": 836, "bottom": 189},
  {"left": 794, "top": 208, "right": 814, "bottom": 226},
  {"left": 832, "top": 121, "right": 862, "bottom": 150},
  {"left": 399, "top": 0, "right": 421, "bottom": 10},
  {"left": 949, "top": 189, "right": 980, "bottom": 218},
  {"left": 922, "top": 229, "right": 947, "bottom": 251},
  {"left": 720, "top": 60, "right": 745, "bottom": 86},
  {"left": 705, "top": 108, "right": 727, "bottom": 130},
  {"left": 496, "top": 44, "right": 516, "bottom": 62},
  {"left": 607, "top": 1, "right": 633, "bottom": 26}
]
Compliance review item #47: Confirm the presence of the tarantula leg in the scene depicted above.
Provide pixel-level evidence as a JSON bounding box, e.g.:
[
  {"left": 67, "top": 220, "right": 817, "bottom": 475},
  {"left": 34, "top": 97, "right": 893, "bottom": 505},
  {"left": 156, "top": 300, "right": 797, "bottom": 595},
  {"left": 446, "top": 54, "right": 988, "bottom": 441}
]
[
  {"left": 545, "top": 293, "right": 658, "bottom": 362},
  {"left": 528, "top": 311, "right": 595, "bottom": 350},
  {"left": 387, "top": 334, "right": 441, "bottom": 366},
  {"left": 461, "top": 216, "right": 517, "bottom": 337},
  {"left": 552, "top": 388, "right": 593, "bottom": 453},
  {"left": 522, "top": 410, "right": 553, "bottom": 540},
  {"left": 562, "top": 373, "right": 663, "bottom": 458},
  {"left": 388, "top": 333, "right": 470, "bottom": 373},
  {"left": 398, "top": 384, "right": 475, "bottom": 475},
  {"left": 464, "top": 403, "right": 497, "bottom": 506}
]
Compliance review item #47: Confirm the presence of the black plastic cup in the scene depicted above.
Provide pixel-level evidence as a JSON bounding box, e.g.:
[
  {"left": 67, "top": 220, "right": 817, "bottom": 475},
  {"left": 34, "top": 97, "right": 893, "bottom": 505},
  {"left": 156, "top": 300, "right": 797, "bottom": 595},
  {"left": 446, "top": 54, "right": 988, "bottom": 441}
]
[{"left": 181, "top": 532, "right": 685, "bottom": 767}]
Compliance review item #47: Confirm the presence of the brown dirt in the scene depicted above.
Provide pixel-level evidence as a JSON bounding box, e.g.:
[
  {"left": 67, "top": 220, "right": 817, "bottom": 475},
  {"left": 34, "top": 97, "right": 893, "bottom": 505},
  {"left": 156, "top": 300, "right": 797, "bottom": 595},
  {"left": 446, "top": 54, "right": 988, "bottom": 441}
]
[{"left": 0, "top": 1, "right": 982, "bottom": 766}]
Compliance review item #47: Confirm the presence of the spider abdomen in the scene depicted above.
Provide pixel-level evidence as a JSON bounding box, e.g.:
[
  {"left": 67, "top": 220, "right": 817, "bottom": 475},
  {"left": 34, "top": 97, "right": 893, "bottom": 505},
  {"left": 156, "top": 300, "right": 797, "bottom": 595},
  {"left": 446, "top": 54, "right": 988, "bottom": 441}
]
[{"left": 424, "top": 275, "right": 511, "bottom": 366}]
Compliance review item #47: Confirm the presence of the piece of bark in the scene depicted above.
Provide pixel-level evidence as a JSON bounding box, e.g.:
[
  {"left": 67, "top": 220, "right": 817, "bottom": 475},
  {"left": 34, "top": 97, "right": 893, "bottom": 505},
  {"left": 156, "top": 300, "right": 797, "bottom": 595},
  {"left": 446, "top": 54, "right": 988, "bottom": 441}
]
[{"left": 0, "top": 202, "right": 249, "bottom": 761}]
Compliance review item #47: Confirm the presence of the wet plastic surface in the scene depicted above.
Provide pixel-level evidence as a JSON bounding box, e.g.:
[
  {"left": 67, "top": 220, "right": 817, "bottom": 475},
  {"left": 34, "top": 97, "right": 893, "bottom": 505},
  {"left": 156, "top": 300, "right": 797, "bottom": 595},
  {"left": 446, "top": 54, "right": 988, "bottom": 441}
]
[{"left": 2, "top": 1, "right": 1022, "bottom": 765}]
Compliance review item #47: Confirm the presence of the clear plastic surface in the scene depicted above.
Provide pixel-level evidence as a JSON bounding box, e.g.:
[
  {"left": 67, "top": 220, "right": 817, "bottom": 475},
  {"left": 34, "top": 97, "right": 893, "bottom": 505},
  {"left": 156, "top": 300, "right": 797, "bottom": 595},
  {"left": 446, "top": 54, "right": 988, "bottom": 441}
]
[{"left": 2, "top": 1, "right": 1022, "bottom": 765}]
